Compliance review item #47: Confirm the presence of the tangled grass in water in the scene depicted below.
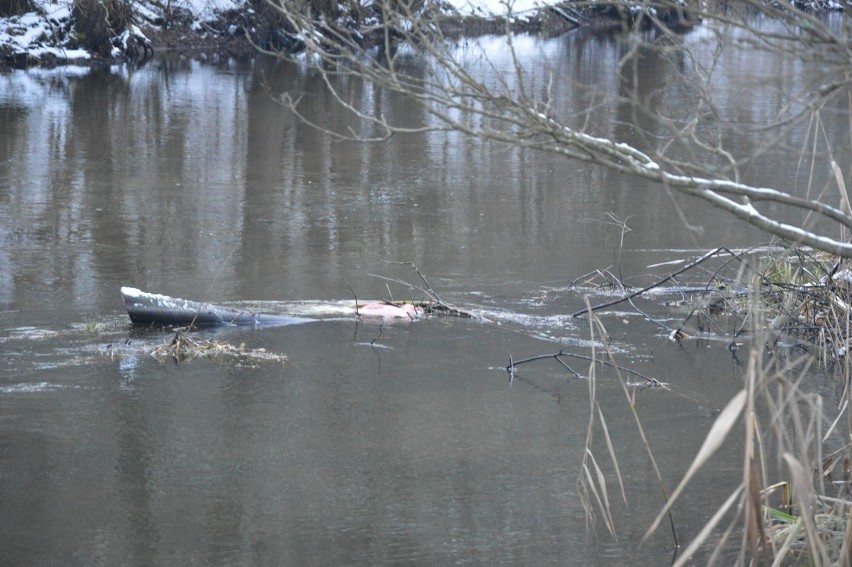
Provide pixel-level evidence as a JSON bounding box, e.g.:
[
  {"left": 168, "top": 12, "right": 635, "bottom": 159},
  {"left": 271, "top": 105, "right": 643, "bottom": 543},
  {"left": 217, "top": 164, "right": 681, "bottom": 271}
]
[
  {"left": 150, "top": 331, "right": 287, "bottom": 367},
  {"left": 742, "top": 250, "right": 852, "bottom": 361}
]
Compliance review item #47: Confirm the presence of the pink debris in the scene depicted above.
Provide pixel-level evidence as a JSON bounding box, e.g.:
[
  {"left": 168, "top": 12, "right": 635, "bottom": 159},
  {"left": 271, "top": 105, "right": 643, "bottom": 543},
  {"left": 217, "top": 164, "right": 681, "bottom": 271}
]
[{"left": 358, "top": 302, "right": 421, "bottom": 318}]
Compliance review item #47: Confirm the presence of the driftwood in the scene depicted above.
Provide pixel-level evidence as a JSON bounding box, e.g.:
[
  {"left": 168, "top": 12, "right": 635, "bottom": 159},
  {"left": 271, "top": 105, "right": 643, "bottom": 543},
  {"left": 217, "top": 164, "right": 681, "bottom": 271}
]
[
  {"left": 121, "top": 284, "right": 459, "bottom": 328},
  {"left": 121, "top": 287, "right": 313, "bottom": 327}
]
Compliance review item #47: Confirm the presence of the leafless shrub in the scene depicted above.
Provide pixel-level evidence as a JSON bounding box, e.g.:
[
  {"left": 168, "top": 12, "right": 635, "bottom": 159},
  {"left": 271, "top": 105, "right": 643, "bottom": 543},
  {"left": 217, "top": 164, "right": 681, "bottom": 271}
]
[{"left": 72, "top": 0, "right": 132, "bottom": 57}]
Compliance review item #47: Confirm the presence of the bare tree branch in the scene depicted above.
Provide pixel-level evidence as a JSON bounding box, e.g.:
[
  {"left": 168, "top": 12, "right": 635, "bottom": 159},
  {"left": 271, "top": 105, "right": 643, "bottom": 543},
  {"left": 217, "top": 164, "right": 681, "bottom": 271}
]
[{"left": 265, "top": 0, "right": 852, "bottom": 255}]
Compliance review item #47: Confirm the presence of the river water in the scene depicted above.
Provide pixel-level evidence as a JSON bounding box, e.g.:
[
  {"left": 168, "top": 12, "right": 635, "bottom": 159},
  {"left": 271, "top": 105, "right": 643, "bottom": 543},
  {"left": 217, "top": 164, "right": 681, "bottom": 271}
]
[{"left": 0, "top": 19, "right": 847, "bottom": 565}]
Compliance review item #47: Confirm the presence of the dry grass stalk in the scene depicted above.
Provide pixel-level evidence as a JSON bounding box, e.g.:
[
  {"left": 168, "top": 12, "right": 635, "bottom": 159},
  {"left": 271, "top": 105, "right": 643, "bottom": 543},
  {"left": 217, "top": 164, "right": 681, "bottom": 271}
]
[
  {"left": 643, "top": 281, "right": 852, "bottom": 564},
  {"left": 576, "top": 300, "right": 677, "bottom": 545},
  {"left": 567, "top": 260, "right": 852, "bottom": 564}
]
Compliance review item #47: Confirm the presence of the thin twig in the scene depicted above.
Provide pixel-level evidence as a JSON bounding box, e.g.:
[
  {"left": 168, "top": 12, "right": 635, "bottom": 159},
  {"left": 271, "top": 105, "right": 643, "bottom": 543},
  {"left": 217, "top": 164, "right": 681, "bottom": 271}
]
[
  {"left": 627, "top": 296, "right": 674, "bottom": 332},
  {"left": 368, "top": 270, "right": 473, "bottom": 317},
  {"left": 347, "top": 283, "right": 359, "bottom": 316},
  {"left": 568, "top": 266, "right": 614, "bottom": 287},
  {"left": 380, "top": 260, "right": 444, "bottom": 304},
  {"left": 586, "top": 303, "right": 679, "bottom": 549},
  {"left": 505, "top": 347, "right": 665, "bottom": 387},
  {"left": 370, "top": 324, "right": 384, "bottom": 346}
]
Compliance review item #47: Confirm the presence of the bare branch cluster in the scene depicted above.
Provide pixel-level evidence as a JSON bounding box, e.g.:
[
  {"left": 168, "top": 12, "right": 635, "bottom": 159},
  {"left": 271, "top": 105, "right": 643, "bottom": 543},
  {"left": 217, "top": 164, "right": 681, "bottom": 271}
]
[{"left": 265, "top": 0, "right": 852, "bottom": 255}]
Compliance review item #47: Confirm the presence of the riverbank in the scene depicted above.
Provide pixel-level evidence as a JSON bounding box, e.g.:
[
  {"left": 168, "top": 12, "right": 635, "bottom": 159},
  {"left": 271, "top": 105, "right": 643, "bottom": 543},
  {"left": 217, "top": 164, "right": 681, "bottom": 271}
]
[
  {"left": 0, "top": 0, "right": 696, "bottom": 69},
  {"left": 0, "top": 0, "right": 242, "bottom": 67}
]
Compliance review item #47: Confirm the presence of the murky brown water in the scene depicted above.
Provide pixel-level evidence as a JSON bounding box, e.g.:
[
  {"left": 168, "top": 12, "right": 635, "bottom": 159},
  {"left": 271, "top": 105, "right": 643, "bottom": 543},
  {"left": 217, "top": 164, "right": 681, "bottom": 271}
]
[{"left": 0, "top": 21, "right": 847, "bottom": 565}]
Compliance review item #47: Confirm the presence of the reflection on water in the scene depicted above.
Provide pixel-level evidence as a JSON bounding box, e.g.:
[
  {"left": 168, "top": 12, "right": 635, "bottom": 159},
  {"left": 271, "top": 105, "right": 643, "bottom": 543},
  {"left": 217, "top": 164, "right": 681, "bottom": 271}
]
[
  {"left": 5, "top": 27, "right": 831, "bottom": 315},
  {"left": 0, "top": 23, "right": 846, "bottom": 564}
]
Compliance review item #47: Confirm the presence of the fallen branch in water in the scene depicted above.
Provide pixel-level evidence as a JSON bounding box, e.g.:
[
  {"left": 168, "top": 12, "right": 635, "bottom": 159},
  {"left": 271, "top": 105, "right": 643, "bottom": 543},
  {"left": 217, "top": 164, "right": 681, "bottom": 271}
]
[
  {"left": 506, "top": 347, "right": 667, "bottom": 388},
  {"left": 569, "top": 243, "right": 852, "bottom": 363},
  {"left": 572, "top": 247, "right": 744, "bottom": 317}
]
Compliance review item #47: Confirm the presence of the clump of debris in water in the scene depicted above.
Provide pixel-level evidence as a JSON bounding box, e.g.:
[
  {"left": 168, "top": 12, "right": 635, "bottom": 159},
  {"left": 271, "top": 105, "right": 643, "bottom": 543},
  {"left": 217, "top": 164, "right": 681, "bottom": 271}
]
[{"left": 149, "top": 331, "right": 287, "bottom": 367}]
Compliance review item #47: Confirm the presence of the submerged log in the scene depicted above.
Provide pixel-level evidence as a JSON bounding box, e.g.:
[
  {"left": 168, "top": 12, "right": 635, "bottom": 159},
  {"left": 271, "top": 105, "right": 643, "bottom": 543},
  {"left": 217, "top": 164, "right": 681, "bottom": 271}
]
[{"left": 121, "top": 287, "right": 313, "bottom": 327}]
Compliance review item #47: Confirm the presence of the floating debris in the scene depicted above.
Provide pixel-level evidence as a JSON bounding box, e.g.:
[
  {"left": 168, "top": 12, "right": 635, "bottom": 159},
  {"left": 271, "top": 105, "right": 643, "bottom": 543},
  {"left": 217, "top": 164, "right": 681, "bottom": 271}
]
[{"left": 149, "top": 331, "right": 287, "bottom": 367}]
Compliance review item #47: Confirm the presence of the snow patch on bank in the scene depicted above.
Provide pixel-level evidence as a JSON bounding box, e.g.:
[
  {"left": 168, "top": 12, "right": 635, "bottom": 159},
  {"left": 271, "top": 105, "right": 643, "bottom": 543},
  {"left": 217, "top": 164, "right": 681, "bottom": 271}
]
[
  {"left": 0, "top": 0, "right": 562, "bottom": 66},
  {"left": 0, "top": 1, "right": 90, "bottom": 62}
]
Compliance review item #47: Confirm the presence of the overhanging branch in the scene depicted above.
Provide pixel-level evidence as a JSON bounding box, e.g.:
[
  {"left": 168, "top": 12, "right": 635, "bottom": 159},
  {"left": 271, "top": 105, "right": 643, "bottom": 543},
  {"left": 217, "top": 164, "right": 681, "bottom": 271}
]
[{"left": 266, "top": 0, "right": 852, "bottom": 256}]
